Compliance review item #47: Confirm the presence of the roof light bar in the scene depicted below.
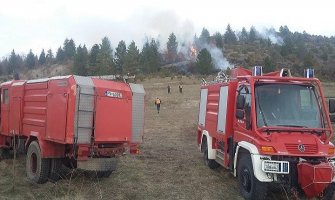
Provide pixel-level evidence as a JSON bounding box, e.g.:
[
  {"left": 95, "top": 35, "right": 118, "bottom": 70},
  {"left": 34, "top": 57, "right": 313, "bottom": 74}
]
[
  {"left": 253, "top": 66, "right": 263, "bottom": 76},
  {"left": 304, "top": 68, "right": 315, "bottom": 78}
]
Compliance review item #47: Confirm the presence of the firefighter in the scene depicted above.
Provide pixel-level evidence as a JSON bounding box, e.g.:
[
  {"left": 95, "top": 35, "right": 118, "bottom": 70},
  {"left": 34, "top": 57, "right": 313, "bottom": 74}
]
[
  {"left": 179, "top": 84, "right": 183, "bottom": 93},
  {"left": 154, "top": 97, "right": 161, "bottom": 113},
  {"left": 167, "top": 84, "right": 171, "bottom": 94}
]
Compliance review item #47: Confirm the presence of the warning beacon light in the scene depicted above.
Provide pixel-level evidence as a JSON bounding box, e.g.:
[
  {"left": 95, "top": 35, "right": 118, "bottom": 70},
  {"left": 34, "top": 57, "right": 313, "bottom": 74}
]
[
  {"left": 280, "top": 68, "right": 291, "bottom": 77},
  {"left": 252, "top": 66, "right": 263, "bottom": 76},
  {"left": 304, "top": 68, "right": 315, "bottom": 78}
]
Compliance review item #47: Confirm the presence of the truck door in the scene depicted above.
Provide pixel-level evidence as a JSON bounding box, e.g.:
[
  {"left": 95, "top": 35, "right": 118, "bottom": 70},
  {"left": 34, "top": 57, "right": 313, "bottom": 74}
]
[{"left": 1, "top": 87, "right": 10, "bottom": 135}]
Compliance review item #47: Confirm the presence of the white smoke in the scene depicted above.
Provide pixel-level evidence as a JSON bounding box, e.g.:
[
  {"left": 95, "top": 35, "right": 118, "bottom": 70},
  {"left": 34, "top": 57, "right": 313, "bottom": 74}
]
[
  {"left": 258, "top": 27, "right": 284, "bottom": 45},
  {"left": 205, "top": 45, "right": 230, "bottom": 70}
]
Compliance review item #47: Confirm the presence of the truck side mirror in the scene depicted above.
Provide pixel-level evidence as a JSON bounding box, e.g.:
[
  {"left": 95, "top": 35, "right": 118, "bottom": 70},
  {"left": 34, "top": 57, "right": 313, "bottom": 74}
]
[
  {"left": 236, "top": 109, "right": 244, "bottom": 119},
  {"left": 236, "top": 95, "right": 245, "bottom": 110},
  {"left": 329, "top": 99, "right": 335, "bottom": 113},
  {"left": 330, "top": 115, "right": 335, "bottom": 123}
]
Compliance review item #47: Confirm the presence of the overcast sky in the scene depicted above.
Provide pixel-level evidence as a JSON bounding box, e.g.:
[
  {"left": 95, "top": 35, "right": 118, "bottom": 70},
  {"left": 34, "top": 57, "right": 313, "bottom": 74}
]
[{"left": 1, "top": 0, "right": 334, "bottom": 58}]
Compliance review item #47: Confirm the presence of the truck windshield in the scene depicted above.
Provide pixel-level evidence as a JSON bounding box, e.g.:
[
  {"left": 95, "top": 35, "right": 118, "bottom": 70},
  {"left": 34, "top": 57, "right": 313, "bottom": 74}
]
[{"left": 255, "top": 84, "right": 323, "bottom": 128}]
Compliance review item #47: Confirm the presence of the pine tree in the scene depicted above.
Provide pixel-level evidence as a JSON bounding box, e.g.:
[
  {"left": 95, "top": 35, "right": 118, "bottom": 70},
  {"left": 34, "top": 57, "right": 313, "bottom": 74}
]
[
  {"left": 166, "top": 32, "right": 178, "bottom": 63},
  {"left": 249, "top": 26, "right": 257, "bottom": 42},
  {"left": 140, "top": 39, "right": 161, "bottom": 73},
  {"left": 96, "top": 37, "right": 114, "bottom": 75},
  {"left": 26, "top": 49, "right": 36, "bottom": 69},
  {"left": 63, "top": 38, "right": 76, "bottom": 60},
  {"left": 199, "top": 28, "right": 210, "bottom": 45},
  {"left": 115, "top": 40, "right": 127, "bottom": 74},
  {"left": 124, "top": 41, "right": 140, "bottom": 74},
  {"left": 46, "top": 49, "right": 54, "bottom": 65},
  {"left": 195, "top": 48, "right": 214, "bottom": 74},
  {"left": 240, "top": 27, "right": 248, "bottom": 42},
  {"left": 72, "top": 45, "right": 89, "bottom": 75},
  {"left": 56, "top": 47, "right": 65, "bottom": 62},
  {"left": 263, "top": 56, "right": 275, "bottom": 73},
  {"left": 38, "top": 49, "right": 46, "bottom": 65},
  {"left": 88, "top": 44, "right": 100, "bottom": 75},
  {"left": 213, "top": 32, "right": 223, "bottom": 49},
  {"left": 8, "top": 49, "right": 18, "bottom": 75},
  {"left": 223, "top": 24, "right": 237, "bottom": 44}
]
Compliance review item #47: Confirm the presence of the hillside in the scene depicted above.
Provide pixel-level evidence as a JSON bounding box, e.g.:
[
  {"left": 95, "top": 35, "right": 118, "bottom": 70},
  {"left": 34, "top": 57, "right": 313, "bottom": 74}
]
[{"left": 1, "top": 26, "right": 335, "bottom": 81}]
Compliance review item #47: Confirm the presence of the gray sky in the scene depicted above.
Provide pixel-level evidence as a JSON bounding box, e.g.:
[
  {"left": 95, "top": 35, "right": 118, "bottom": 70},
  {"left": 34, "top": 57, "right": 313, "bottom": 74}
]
[{"left": 1, "top": 0, "right": 334, "bottom": 58}]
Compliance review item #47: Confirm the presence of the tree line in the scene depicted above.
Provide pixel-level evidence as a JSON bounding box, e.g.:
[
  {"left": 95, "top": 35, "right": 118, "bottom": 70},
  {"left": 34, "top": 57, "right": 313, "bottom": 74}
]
[{"left": 1, "top": 24, "right": 335, "bottom": 80}]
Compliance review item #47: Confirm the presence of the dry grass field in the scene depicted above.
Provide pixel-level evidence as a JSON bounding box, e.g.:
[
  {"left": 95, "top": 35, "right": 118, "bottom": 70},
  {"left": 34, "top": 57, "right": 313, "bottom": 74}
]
[{"left": 0, "top": 77, "right": 334, "bottom": 200}]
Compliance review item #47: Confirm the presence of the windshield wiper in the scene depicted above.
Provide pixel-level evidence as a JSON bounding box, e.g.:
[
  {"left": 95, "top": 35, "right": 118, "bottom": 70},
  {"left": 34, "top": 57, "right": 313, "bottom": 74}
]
[{"left": 275, "top": 125, "right": 308, "bottom": 128}]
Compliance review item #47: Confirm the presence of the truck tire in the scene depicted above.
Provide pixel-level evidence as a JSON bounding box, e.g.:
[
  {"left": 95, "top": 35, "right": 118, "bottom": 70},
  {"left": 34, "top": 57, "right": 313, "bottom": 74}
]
[
  {"left": 26, "top": 141, "right": 50, "bottom": 184},
  {"left": 49, "top": 158, "right": 63, "bottom": 182},
  {"left": 0, "top": 148, "right": 10, "bottom": 160},
  {"left": 203, "top": 139, "right": 220, "bottom": 169},
  {"left": 237, "top": 154, "right": 268, "bottom": 200},
  {"left": 320, "top": 183, "right": 335, "bottom": 200}
]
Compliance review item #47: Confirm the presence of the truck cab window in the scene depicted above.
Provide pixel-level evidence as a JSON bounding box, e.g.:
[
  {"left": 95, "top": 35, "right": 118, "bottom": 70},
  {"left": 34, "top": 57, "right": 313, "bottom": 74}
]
[
  {"left": 238, "top": 85, "right": 251, "bottom": 130},
  {"left": 3, "top": 89, "right": 8, "bottom": 104}
]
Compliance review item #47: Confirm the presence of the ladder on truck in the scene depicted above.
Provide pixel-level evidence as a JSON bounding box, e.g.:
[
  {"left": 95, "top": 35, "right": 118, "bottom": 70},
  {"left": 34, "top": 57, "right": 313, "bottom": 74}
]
[{"left": 74, "top": 76, "right": 95, "bottom": 146}]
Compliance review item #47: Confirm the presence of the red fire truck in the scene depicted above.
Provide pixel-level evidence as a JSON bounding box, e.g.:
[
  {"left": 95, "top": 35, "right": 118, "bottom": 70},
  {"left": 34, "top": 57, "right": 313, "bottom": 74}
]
[
  {"left": 197, "top": 67, "right": 335, "bottom": 199},
  {"left": 0, "top": 75, "right": 145, "bottom": 183}
]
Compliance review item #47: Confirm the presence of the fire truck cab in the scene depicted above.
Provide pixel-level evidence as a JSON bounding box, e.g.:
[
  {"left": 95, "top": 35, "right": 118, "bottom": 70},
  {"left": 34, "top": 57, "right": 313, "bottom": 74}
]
[{"left": 197, "top": 67, "right": 335, "bottom": 199}]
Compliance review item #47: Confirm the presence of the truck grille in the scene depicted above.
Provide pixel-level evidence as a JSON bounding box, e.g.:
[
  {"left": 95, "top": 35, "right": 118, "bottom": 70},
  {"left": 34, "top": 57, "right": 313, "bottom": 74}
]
[{"left": 285, "top": 143, "right": 318, "bottom": 154}]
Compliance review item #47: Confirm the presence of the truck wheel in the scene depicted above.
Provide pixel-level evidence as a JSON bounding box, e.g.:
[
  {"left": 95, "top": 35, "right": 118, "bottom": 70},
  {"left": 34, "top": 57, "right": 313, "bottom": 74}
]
[
  {"left": 0, "top": 148, "right": 10, "bottom": 160},
  {"left": 237, "top": 154, "right": 268, "bottom": 200},
  {"left": 49, "top": 158, "right": 63, "bottom": 182},
  {"left": 26, "top": 141, "right": 50, "bottom": 184},
  {"left": 203, "top": 140, "right": 220, "bottom": 169},
  {"left": 320, "top": 183, "right": 335, "bottom": 200}
]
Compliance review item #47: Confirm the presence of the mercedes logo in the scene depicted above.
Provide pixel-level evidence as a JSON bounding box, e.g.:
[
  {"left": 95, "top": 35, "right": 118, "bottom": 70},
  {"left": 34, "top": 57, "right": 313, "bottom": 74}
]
[{"left": 298, "top": 144, "right": 305, "bottom": 152}]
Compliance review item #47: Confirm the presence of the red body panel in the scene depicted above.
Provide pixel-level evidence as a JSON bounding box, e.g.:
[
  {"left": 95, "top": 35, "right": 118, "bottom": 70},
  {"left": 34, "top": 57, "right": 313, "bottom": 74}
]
[
  {"left": 92, "top": 78, "right": 132, "bottom": 143},
  {"left": 0, "top": 76, "right": 142, "bottom": 159}
]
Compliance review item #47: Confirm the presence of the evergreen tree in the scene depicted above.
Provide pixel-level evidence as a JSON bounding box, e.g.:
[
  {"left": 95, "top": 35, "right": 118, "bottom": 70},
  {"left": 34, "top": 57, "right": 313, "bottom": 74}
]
[
  {"left": 124, "top": 41, "right": 140, "bottom": 74},
  {"left": 72, "top": 45, "right": 89, "bottom": 75},
  {"left": 63, "top": 38, "right": 76, "bottom": 60},
  {"left": 8, "top": 49, "right": 18, "bottom": 75},
  {"left": 249, "top": 26, "right": 257, "bottom": 42},
  {"left": 195, "top": 48, "right": 214, "bottom": 74},
  {"left": 140, "top": 38, "right": 161, "bottom": 73},
  {"left": 279, "top": 25, "right": 291, "bottom": 38},
  {"left": 213, "top": 32, "right": 223, "bottom": 49},
  {"left": 240, "top": 27, "right": 248, "bottom": 42},
  {"left": 223, "top": 24, "right": 237, "bottom": 44},
  {"left": 96, "top": 37, "right": 114, "bottom": 75},
  {"left": 263, "top": 56, "right": 276, "bottom": 73},
  {"left": 115, "top": 40, "right": 127, "bottom": 74},
  {"left": 88, "top": 44, "right": 100, "bottom": 75},
  {"left": 304, "top": 52, "right": 315, "bottom": 67},
  {"left": 46, "top": 49, "right": 54, "bottom": 65},
  {"left": 166, "top": 32, "right": 178, "bottom": 63},
  {"left": 56, "top": 47, "right": 65, "bottom": 62},
  {"left": 26, "top": 49, "right": 36, "bottom": 69},
  {"left": 199, "top": 28, "right": 210, "bottom": 45},
  {"left": 38, "top": 49, "right": 46, "bottom": 65}
]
